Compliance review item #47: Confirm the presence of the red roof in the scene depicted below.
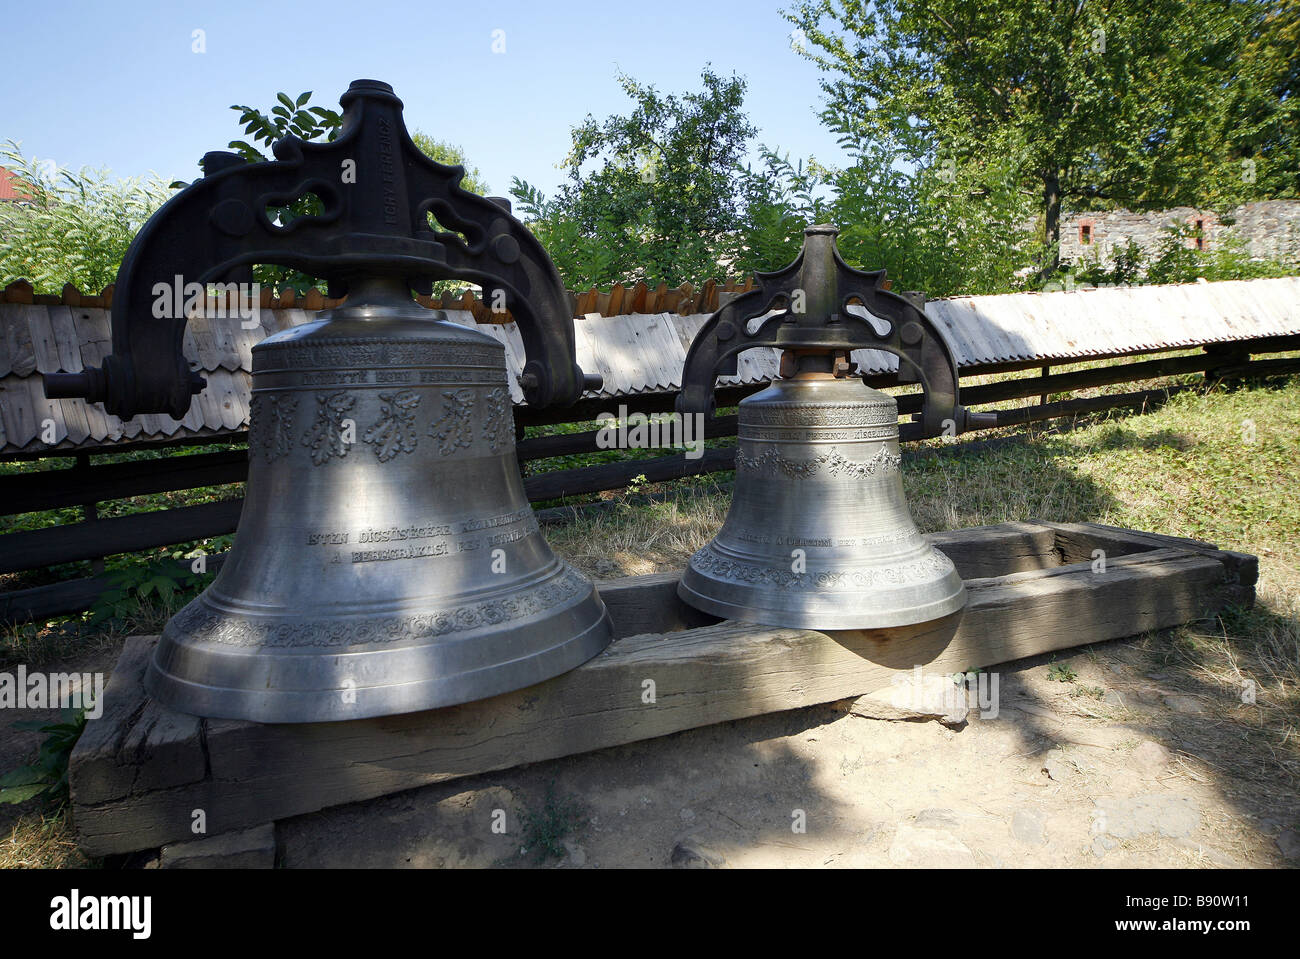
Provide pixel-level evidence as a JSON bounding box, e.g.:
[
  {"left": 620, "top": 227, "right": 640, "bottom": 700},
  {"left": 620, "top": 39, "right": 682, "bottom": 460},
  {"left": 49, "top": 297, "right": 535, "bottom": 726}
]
[{"left": 0, "top": 168, "right": 33, "bottom": 202}]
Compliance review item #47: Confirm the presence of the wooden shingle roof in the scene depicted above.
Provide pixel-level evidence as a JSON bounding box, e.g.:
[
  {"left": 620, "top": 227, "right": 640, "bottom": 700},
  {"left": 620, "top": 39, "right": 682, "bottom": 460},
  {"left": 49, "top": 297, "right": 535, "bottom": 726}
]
[{"left": 2, "top": 275, "right": 1298, "bottom": 457}]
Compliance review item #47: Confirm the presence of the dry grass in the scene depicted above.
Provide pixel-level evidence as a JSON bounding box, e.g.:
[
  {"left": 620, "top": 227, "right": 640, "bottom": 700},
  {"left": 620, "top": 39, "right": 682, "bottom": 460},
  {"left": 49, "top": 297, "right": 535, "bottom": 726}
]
[
  {"left": 545, "top": 478, "right": 730, "bottom": 580},
  {"left": 1, "top": 597, "right": 177, "bottom": 671},
  {"left": 0, "top": 808, "right": 91, "bottom": 869}
]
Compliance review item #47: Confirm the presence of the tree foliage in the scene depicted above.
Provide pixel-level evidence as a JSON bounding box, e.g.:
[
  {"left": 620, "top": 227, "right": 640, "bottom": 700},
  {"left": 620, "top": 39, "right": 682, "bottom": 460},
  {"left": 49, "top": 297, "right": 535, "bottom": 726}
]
[
  {"left": 784, "top": 0, "right": 1299, "bottom": 274},
  {"left": 0, "top": 142, "right": 170, "bottom": 293},
  {"left": 409, "top": 131, "right": 489, "bottom": 196},
  {"left": 511, "top": 67, "right": 758, "bottom": 287}
]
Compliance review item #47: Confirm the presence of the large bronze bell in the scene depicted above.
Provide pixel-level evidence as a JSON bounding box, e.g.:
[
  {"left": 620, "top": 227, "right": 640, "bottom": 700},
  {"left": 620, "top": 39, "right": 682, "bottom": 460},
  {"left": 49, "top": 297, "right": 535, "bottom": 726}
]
[
  {"left": 43, "top": 80, "right": 611, "bottom": 722},
  {"left": 676, "top": 225, "right": 993, "bottom": 630}
]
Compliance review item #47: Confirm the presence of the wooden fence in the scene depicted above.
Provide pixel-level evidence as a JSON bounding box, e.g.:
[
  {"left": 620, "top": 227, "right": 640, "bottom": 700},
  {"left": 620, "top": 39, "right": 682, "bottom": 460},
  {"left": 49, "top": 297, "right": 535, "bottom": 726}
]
[
  {"left": 2, "top": 334, "right": 1297, "bottom": 626},
  {"left": 1, "top": 275, "right": 764, "bottom": 324}
]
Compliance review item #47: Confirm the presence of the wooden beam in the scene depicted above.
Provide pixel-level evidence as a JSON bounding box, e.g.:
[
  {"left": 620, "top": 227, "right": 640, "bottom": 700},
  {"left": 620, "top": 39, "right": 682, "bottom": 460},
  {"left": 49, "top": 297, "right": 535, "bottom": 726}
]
[
  {"left": 517, "top": 414, "right": 738, "bottom": 462},
  {"left": 8, "top": 336, "right": 1299, "bottom": 463},
  {"left": 1027, "top": 519, "right": 1257, "bottom": 606},
  {"left": 0, "top": 349, "right": 1259, "bottom": 517},
  {"left": 1208, "top": 356, "right": 1300, "bottom": 381},
  {"left": 0, "top": 500, "right": 243, "bottom": 574},
  {"left": 522, "top": 447, "right": 736, "bottom": 502},
  {"left": 511, "top": 383, "right": 764, "bottom": 429},
  {"left": 988, "top": 384, "right": 1199, "bottom": 428},
  {"left": 69, "top": 522, "right": 1240, "bottom": 857},
  {"left": 949, "top": 351, "right": 1220, "bottom": 409},
  {"left": 0, "top": 449, "right": 248, "bottom": 515}
]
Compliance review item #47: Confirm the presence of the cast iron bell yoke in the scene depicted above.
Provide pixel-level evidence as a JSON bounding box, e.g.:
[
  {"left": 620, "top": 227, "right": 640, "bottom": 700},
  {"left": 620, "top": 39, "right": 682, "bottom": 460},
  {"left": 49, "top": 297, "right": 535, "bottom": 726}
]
[
  {"left": 45, "top": 78, "right": 599, "bottom": 416},
  {"left": 677, "top": 224, "right": 986, "bottom": 439}
]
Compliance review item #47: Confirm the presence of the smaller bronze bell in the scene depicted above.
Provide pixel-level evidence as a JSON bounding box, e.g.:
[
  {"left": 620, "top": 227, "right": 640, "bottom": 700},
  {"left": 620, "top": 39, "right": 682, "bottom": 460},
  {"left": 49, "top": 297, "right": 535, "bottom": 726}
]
[{"left": 676, "top": 225, "right": 992, "bottom": 631}]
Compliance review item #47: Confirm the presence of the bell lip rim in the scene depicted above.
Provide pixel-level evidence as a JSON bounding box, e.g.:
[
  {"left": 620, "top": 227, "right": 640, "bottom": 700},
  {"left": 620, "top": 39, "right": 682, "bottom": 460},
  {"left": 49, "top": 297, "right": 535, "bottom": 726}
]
[
  {"left": 142, "top": 607, "right": 614, "bottom": 725},
  {"left": 675, "top": 576, "right": 967, "bottom": 631}
]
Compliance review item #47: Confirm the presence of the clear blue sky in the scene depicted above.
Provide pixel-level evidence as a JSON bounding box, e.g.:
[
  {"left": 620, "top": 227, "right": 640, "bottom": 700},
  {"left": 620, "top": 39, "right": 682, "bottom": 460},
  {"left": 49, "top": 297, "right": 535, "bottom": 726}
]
[{"left": 7, "top": 0, "right": 851, "bottom": 198}]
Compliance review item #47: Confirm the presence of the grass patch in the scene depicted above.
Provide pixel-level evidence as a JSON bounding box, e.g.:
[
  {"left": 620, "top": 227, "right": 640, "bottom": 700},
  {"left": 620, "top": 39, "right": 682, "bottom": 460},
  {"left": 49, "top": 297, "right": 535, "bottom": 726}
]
[
  {"left": 0, "top": 807, "right": 91, "bottom": 869},
  {"left": 519, "top": 782, "right": 586, "bottom": 863}
]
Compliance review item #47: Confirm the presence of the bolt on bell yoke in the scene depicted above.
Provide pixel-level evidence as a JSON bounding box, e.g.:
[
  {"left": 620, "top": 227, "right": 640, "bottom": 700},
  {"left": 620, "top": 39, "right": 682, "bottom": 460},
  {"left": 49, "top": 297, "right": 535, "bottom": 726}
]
[
  {"left": 675, "top": 224, "right": 993, "bottom": 630},
  {"left": 44, "top": 79, "right": 612, "bottom": 722}
]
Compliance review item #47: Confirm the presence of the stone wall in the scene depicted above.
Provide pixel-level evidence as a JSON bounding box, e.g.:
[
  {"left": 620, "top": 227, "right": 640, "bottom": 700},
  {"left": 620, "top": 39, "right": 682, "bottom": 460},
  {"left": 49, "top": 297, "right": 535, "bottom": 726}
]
[{"left": 1060, "top": 200, "right": 1300, "bottom": 268}]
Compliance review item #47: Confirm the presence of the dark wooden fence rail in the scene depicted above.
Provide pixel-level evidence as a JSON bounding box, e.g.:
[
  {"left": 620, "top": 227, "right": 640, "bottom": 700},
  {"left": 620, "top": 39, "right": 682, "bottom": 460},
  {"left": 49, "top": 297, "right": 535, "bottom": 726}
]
[
  {"left": 1, "top": 274, "right": 760, "bottom": 321},
  {"left": 2, "top": 338, "right": 1298, "bottom": 625}
]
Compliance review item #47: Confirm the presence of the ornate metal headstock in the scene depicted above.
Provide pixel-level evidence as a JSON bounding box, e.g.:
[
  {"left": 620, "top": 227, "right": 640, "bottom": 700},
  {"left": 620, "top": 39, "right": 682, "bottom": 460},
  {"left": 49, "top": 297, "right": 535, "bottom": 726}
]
[
  {"left": 677, "top": 224, "right": 990, "bottom": 439},
  {"left": 43, "top": 79, "right": 600, "bottom": 417}
]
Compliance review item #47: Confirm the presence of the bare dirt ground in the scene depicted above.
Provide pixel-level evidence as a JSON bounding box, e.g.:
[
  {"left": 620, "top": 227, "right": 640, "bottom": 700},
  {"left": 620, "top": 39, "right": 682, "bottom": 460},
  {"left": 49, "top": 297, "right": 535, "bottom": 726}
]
[
  {"left": 3, "top": 580, "right": 1297, "bottom": 869},
  {"left": 266, "top": 631, "right": 1297, "bottom": 869}
]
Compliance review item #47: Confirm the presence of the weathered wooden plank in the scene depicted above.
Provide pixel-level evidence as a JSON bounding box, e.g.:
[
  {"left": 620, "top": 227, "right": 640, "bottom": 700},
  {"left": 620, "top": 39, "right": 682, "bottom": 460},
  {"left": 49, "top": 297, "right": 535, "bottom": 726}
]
[
  {"left": 593, "top": 524, "right": 1056, "bottom": 634},
  {"left": 522, "top": 447, "right": 737, "bottom": 501},
  {"left": 607, "top": 283, "right": 625, "bottom": 317},
  {"left": 25, "top": 304, "right": 63, "bottom": 374},
  {"left": 0, "top": 449, "right": 248, "bottom": 515},
  {"left": 159, "top": 824, "right": 275, "bottom": 869},
  {"left": 988, "top": 384, "right": 1200, "bottom": 429},
  {"left": 597, "top": 571, "right": 721, "bottom": 637},
  {"left": 629, "top": 281, "right": 648, "bottom": 314},
  {"left": 119, "top": 698, "right": 205, "bottom": 795},
  {"left": 69, "top": 636, "right": 154, "bottom": 808},
  {"left": 0, "top": 376, "right": 43, "bottom": 453},
  {"left": 0, "top": 306, "right": 37, "bottom": 376},
  {"left": 642, "top": 313, "right": 689, "bottom": 391},
  {"left": 517, "top": 414, "right": 738, "bottom": 462},
  {"left": 0, "top": 499, "right": 244, "bottom": 572},
  {"left": 960, "top": 351, "right": 1222, "bottom": 406},
  {"left": 56, "top": 397, "right": 93, "bottom": 446},
  {"left": 47, "top": 307, "right": 84, "bottom": 373},
  {"left": 1036, "top": 519, "right": 1221, "bottom": 559},
  {"left": 212, "top": 371, "right": 245, "bottom": 431},
  {"left": 928, "top": 521, "right": 1058, "bottom": 577},
  {"left": 187, "top": 317, "right": 221, "bottom": 373},
  {"left": 511, "top": 383, "right": 765, "bottom": 429},
  {"left": 1030, "top": 519, "right": 1257, "bottom": 603},
  {"left": 70, "top": 542, "right": 1232, "bottom": 856}
]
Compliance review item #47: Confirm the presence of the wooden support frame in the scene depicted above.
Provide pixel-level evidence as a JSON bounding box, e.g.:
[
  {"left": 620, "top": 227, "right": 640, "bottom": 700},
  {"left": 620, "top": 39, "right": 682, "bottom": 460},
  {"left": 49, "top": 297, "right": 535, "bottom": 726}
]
[{"left": 66, "top": 521, "right": 1254, "bottom": 859}]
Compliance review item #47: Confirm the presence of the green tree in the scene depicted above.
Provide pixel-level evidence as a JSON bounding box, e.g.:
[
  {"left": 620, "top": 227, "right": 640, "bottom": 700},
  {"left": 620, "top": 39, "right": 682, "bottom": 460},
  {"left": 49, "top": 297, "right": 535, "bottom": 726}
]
[
  {"left": 512, "top": 66, "right": 758, "bottom": 287},
  {"left": 0, "top": 142, "right": 170, "bottom": 293},
  {"left": 733, "top": 147, "right": 833, "bottom": 275},
  {"left": 785, "top": 0, "right": 1288, "bottom": 276},
  {"left": 410, "top": 131, "right": 488, "bottom": 195},
  {"left": 733, "top": 138, "right": 1042, "bottom": 298},
  {"left": 224, "top": 90, "right": 341, "bottom": 166},
  {"left": 832, "top": 143, "right": 1043, "bottom": 297},
  {"left": 1204, "top": 0, "right": 1300, "bottom": 204}
]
